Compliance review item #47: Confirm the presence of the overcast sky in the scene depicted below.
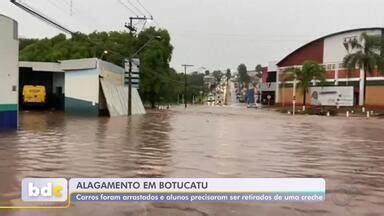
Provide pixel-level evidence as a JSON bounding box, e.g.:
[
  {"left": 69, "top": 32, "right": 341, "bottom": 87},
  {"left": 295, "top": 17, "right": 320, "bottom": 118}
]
[{"left": 1, "top": 0, "right": 384, "bottom": 72}]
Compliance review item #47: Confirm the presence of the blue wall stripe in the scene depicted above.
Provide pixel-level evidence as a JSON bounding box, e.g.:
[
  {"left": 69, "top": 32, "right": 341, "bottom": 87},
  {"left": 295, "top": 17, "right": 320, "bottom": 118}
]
[{"left": 0, "top": 111, "right": 18, "bottom": 129}]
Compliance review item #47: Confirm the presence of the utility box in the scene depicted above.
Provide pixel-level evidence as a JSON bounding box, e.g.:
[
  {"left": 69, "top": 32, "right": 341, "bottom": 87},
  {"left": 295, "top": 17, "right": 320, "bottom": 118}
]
[{"left": 0, "top": 15, "right": 18, "bottom": 129}]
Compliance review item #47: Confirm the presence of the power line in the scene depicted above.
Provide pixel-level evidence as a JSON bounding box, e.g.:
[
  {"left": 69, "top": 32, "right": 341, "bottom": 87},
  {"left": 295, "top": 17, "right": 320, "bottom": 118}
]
[
  {"left": 60, "top": 0, "right": 71, "bottom": 5},
  {"left": 58, "top": 0, "right": 102, "bottom": 30},
  {"left": 46, "top": 0, "right": 68, "bottom": 14},
  {"left": 70, "top": 0, "right": 73, "bottom": 16},
  {"left": 10, "top": 0, "right": 74, "bottom": 34},
  {"left": 59, "top": 0, "right": 73, "bottom": 16},
  {"left": 32, "top": 0, "right": 104, "bottom": 33},
  {"left": 117, "top": 0, "right": 138, "bottom": 16},
  {"left": 125, "top": 0, "right": 146, "bottom": 16},
  {"left": 135, "top": 0, "right": 152, "bottom": 17}
]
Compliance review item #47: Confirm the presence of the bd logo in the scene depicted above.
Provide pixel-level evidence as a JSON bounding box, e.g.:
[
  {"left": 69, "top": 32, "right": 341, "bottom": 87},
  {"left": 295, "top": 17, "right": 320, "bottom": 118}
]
[
  {"left": 28, "top": 182, "right": 63, "bottom": 197},
  {"left": 22, "top": 178, "right": 68, "bottom": 202}
]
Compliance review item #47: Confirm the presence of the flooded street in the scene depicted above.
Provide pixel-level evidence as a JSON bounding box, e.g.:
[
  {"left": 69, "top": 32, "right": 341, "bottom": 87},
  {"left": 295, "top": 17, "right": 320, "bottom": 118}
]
[{"left": 1, "top": 106, "right": 384, "bottom": 215}]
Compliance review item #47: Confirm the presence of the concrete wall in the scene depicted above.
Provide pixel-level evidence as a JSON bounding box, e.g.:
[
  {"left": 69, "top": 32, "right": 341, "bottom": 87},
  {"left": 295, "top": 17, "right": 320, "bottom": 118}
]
[
  {"left": 21, "top": 58, "right": 146, "bottom": 116},
  {"left": 99, "top": 60, "right": 124, "bottom": 113},
  {"left": 99, "top": 60, "right": 146, "bottom": 116},
  {"left": 99, "top": 60, "right": 124, "bottom": 86},
  {"left": 366, "top": 86, "right": 384, "bottom": 107},
  {"left": 52, "top": 73, "right": 65, "bottom": 94},
  {"left": 64, "top": 69, "right": 99, "bottom": 115},
  {"left": 279, "top": 87, "right": 310, "bottom": 106},
  {"left": 0, "top": 15, "right": 18, "bottom": 129},
  {"left": 280, "top": 85, "right": 384, "bottom": 107}
]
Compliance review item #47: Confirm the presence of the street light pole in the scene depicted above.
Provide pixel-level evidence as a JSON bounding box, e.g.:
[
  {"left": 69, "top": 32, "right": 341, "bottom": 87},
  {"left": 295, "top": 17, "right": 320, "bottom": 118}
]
[
  {"left": 100, "top": 50, "right": 108, "bottom": 60},
  {"left": 182, "top": 64, "right": 194, "bottom": 108}
]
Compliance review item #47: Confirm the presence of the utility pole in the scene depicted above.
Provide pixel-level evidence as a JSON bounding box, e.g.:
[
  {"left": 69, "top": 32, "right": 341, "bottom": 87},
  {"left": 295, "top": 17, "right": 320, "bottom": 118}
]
[
  {"left": 124, "top": 16, "right": 153, "bottom": 116},
  {"left": 181, "top": 64, "right": 194, "bottom": 108}
]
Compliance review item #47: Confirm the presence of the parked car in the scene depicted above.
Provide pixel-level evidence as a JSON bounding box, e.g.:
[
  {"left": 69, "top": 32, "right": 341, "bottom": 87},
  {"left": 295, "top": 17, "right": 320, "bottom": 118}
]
[{"left": 207, "top": 93, "right": 215, "bottom": 103}]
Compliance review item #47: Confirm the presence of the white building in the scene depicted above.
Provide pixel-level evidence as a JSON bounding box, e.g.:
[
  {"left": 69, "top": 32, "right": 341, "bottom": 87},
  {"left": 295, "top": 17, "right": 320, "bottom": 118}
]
[
  {"left": 20, "top": 58, "right": 146, "bottom": 116},
  {"left": 276, "top": 27, "right": 384, "bottom": 107},
  {"left": 0, "top": 15, "right": 18, "bottom": 129}
]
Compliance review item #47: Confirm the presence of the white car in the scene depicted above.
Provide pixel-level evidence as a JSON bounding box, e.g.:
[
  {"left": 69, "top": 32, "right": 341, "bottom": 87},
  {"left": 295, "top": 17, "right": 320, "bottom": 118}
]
[{"left": 207, "top": 93, "right": 215, "bottom": 102}]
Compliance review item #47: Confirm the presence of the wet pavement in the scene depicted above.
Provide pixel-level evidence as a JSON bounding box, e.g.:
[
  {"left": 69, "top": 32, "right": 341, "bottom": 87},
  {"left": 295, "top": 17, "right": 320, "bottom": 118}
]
[{"left": 0, "top": 106, "right": 384, "bottom": 215}]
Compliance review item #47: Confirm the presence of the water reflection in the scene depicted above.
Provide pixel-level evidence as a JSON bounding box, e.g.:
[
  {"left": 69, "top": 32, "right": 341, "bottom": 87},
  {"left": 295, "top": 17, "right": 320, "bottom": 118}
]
[
  {"left": 0, "top": 131, "right": 20, "bottom": 206},
  {"left": 0, "top": 107, "right": 383, "bottom": 215}
]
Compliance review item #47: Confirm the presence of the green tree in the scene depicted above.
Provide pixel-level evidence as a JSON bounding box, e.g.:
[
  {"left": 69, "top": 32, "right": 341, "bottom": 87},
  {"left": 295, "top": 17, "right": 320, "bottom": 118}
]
[
  {"left": 19, "top": 38, "right": 39, "bottom": 50},
  {"left": 237, "top": 64, "right": 250, "bottom": 88},
  {"left": 187, "top": 72, "right": 207, "bottom": 103},
  {"left": 212, "top": 70, "right": 224, "bottom": 85},
  {"left": 19, "top": 28, "right": 181, "bottom": 107},
  {"left": 158, "top": 68, "right": 183, "bottom": 104},
  {"left": 284, "top": 60, "right": 326, "bottom": 106},
  {"left": 204, "top": 70, "right": 210, "bottom": 76},
  {"left": 137, "top": 27, "right": 174, "bottom": 108},
  {"left": 342, "top": 33, "right": 384, "bottom": 106},
  {"left": 20, "top": 31, "right": 135, "bottom": 66}
]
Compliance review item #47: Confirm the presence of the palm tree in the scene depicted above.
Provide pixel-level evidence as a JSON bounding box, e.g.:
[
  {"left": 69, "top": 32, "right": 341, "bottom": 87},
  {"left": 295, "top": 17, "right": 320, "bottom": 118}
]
[
  {"left": 225, "top": 69, "right": 231, "bottom": 82},
  {"left": 224, "top": 69, "right": 232, "bottom": 105},
  {"left": 284, "top": 60, "right": 326, "bottom": 106},
  {"left": 254, "top": 64, "right": 264, "bottom": 103},
  {"left": 255, "top": 64, "right": 263, "bottom": 78},
  {"left": 342, "top": 33, "right": 384, "bottom": 106}
]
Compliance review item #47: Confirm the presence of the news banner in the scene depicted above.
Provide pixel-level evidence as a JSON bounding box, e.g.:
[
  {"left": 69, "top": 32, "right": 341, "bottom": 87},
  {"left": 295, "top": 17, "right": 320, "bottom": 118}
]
[{"left": 18, "top": 178, "right": 326, "bottom": 205}]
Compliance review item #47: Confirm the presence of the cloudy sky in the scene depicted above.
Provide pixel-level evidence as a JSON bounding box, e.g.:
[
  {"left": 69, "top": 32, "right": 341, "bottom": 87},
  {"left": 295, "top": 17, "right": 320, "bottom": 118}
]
[{"left": 1, "top": 0, "right": 383, "bottom": 72}]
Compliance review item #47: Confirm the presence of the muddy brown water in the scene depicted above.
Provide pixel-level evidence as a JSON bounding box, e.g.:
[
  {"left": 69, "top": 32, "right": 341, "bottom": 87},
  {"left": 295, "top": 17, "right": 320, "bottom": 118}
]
[{"left": 0, "top": 106, "right": 383, "bottom": 215}]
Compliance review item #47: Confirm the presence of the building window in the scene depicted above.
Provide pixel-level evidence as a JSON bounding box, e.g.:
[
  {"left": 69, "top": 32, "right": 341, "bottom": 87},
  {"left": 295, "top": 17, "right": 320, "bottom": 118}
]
[
  {"left": 267, "top": 72, "right": 277, "bottom": 83},
  {"left": 326, "top": 64, "right": 336, "bottom": 71}
]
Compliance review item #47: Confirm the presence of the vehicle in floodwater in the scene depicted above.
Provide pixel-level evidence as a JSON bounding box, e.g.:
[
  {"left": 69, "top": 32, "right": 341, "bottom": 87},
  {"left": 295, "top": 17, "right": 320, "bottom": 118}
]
[{"left": 22, "top": 85, "right": 47, "bottom": 107}]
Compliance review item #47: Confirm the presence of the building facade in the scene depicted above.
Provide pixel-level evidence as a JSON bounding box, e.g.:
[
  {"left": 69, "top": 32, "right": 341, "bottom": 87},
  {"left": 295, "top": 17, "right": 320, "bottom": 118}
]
[
  {"left": 0, "top": 15, "right": 18, "bottom": 129},
  {"left": 250, "top": 62, "right": 279, "bottom": 105},
  {"left": 276, "top": 27, "right": 384, "bottom": 107},
  {"left": 20, "top": 58, "right": 146, "bottom": 117},
  {"left": 260, "top": 62, "right": 278, "bottom": 105}
]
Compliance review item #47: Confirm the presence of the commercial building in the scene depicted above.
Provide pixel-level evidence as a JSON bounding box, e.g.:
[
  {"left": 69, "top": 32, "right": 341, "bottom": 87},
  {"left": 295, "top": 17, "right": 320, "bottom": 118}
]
[
  {"left": 0, "top": 15, "right": 18, "bottom": 129},
  {"left": 248, "top": 63, "right": 278, "bottom": 105},
  {"left": 276, "top": 27, "right": 384, "bottom": 107},
  {"left": 19, "top": 58, "right": 146, "bottom": 116},
  {"left": 259, "top": 62, "right": 278, "bottom": 105}
]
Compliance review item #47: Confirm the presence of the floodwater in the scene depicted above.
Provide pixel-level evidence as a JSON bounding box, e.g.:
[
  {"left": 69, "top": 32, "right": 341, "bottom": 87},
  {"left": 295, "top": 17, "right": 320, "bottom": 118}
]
[{"left": 0, "top": 106, "right": 384, "bottom": 215}]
